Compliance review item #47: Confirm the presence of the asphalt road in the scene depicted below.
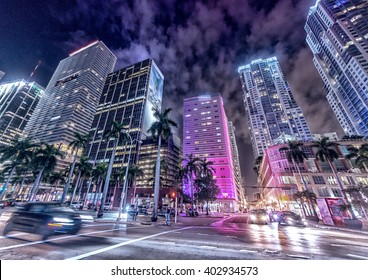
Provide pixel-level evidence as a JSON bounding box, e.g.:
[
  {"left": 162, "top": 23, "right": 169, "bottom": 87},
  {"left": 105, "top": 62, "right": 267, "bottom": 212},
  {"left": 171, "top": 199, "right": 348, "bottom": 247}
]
[{"left": 1, "top": 210, "right": 368, "bottom": 260}]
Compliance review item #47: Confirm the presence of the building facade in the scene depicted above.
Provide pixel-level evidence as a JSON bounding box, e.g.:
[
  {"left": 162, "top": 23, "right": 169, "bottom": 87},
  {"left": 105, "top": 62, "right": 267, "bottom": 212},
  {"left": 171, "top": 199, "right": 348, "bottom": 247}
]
[
  {"left": 258, "top": 137, "right": 368, "bottom": 225},
  {"left": 24, "top": 41, "right": 116, "bottom": 171},
  {"left": 305, "top": 0, "right": 368, "bottom": 136},
  {"left": 238, "top": 57, "right": 312, "bottom": 158},
  {"left": 183, "top": 94, "right": 239, "bottom": 212},
  {"left": 228, "top": 121, "right": 246, "bottom": 208},
  {"left": 0, "top": 80, "right": 44, "bottom": 147},
  {"left": 86, "top": 59, "right": 164, "bottom": 206}
]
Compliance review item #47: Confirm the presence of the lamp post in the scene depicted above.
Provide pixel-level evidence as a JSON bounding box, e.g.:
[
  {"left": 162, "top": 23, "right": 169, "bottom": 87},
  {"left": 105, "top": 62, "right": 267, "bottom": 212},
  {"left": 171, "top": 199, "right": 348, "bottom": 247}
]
[{"left": 116, "top": 134, "right": 142, "bottom": 222}]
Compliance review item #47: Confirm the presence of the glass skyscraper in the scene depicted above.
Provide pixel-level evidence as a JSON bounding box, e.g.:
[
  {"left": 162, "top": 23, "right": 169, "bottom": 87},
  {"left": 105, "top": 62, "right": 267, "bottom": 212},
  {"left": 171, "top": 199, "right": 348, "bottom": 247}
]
[
  {"left": 183, "top": 94, "right": 239, "bottom": 212},
  {"left": 0, "top": 80, "right": 44, "bottom": 147},
  {"left": 305, "top": 0, "right": 368, "bottom": 136},
  {"left": 238, "top": 57, "right": 312, "bottom": 158},
  {"left": 24, "top": 41, "right": 116, "bottom": 152},
  {"left": 86, "top": 59, "right": 164, "bottom": 205}
]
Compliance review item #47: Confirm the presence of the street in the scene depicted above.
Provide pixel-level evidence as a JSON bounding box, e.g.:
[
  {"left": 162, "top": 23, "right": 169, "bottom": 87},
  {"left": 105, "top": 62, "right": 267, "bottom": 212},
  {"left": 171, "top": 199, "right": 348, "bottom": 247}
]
[{"left": 1, "top": 209, "right": 368, "bottom": 260}]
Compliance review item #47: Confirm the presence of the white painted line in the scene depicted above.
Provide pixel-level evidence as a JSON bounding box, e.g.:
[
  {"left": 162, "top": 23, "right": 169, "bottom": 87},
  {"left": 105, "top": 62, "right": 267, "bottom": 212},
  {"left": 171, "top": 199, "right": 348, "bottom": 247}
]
[
  {"left": 67, "top": 226, "right": 194, "bottom": 260},
  {"left": 200, "top": 245, "right": 217, "bottom": 249},
  {"left": 0, "top": 232, "right": 28, "bottom": 239},
  {"left": 330, "top": 244, "right": 347, "bottom": 247},
  {"left": 164, "top": 241, "right": 176, "bottom": 245},
  {"left": 240, "top": 249, "right": 258, "bottom": 253},
  {"left": 0, "top": 226, "right": 135, "bottom": 251},
  {"left": 287, "top": 254, "right": 310, "bottom": 259},
  {"left": 197, "top": 233, "right": 209, "bottom": 235},
  {"left": 347, "top": 254, "right": 368, "bottom": 260}
]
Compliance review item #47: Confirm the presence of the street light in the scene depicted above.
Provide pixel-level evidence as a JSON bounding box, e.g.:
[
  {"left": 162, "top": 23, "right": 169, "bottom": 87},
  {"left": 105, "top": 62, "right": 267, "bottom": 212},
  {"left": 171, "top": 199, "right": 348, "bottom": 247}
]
[{"left": 116, "top": 133, "right": 142, "bottom": 222}]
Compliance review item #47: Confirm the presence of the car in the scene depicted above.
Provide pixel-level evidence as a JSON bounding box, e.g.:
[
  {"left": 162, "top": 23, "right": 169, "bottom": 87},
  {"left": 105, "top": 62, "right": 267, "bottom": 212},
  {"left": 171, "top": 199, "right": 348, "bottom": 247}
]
[
  {"left": 103, "top": 203, "right": 112, "bottom": 211},
  {"left": 125, "top": 204, "right": 138, "bottom": 217},
  {"left": 0, "top": 200, "right": 7, "bottom": 209},
  {"left": 3, "top": 202, "right": 82, "bottom": 240},
  {"left": 249, "top": 209, "right": 270, "bottom": 224},
  {"left": 269, "top": 211, "right": 282, "bottom": 222},
  {"left": 278, "top": 211, "right": 307, "bottom": 227},
  {"left": 137, "top": 205, "right": 148, "bottom": 215},
  {"left": 70, "top": 201, "right": 83, "bottom": 210}
]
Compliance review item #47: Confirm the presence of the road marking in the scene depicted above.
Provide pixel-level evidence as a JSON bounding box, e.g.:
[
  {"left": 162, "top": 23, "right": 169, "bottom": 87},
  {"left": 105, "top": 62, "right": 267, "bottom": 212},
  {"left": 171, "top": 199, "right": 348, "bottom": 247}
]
[
  {"left": 197, "top": 233, "right": 209, "bottom": 235},
  {"left": 164, "top": 241, "right": 176, "bottom": 245},
  {"left": 0, "top": 232, "right": 28, "bottom": 239},
  {"left": 347, "top": 254, "right": 368, "bottom": 260},
  {"left": 330, "top": 244, "right": 347, "bottom": 247},
  {"left": 200, "top": 245, "right": 217, "bottom": 249},
  {"left": 286, "top": 254, "right": 310, "bottom": 259},
  {"left": 0, "top": 226, "right": 140, "bottom": 251},
  {"left": 67, "top": 226, "right": 194, "bottom": 260},
  {"left": 240, "top": 249, "right": 258, "bottom": 253}
]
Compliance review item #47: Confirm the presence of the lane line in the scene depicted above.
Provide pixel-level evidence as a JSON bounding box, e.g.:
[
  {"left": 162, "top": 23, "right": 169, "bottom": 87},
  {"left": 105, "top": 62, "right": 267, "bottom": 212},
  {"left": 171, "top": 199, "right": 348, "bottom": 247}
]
[
  {"left": 330, "top": 244, "right": 347, "bottom": 247},
  {"left": 0, "top": 226, "right": 142, "bottom": 251},
  {"left": 0, "top": 232, "right": 28, "bottom": 239},
  {"left": 164, "top": 241, "right": 176, "bottom": 245},
  {"left": 286, "top": 254, "right": 310, "bottom": 259},
  {"left": 240, "top": 249, "right": 258, "bottom": 253},
  {"left": 67, "top": 226, "right": 194, "bottom": 260},
  {"left": 200, "top": 245, "right": 217, "bottom": 249},
  {"left": 347, "top": 254, "right": 368, "bottom": 260}
]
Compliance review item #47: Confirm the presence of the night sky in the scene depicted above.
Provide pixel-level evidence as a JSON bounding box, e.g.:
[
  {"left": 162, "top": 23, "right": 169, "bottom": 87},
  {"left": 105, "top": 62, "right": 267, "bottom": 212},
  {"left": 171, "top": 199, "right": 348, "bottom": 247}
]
[{"left": 0, "top": 0, "right": 343, "bottom": 189}]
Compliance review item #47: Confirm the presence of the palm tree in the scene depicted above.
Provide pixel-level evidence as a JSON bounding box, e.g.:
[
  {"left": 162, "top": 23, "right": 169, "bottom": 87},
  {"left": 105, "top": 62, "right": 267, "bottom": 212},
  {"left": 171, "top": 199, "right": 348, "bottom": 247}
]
[
  {"left": 147, "top": 107, "right": 177, "bottom": 222},
  {"left": 60, "top": 132, "right": 91, "bottom": 203},
  {"left": 98, "top": 121, "right": 130, "bottom": 218},
  {"left": 183, "top": 154, "right": 201, "bottom": 211},
  {"left": 0, "top": 137, "right": 38, "bottom": 199},
  {"left": 121, "top": 164, "right": 144, "bottom": 205},
  {"left": 46, "top": 171, "right": 66, "bottom": 201},
  {"left": 253, "top": 156, "right": 263, "bottom": 175},
  {"left": 279, "top": 141, "right": 318, "bottom": 218},
  {"left": 312, "top": 137, "right": 357, "bottom": 219},
  {"left": 29, "top": 143, "right": 64, "bottom": 201},
  {"left": 91, "top": 163, "right": 108, "bottom": 210},
  {"left": 345, "top": 144, "right": 368, "bottom": 172},
  {"left": 70, "top": 156, "right": 93, "bottom": 204},
  {"left": 195, "top": 159, "right": 217, "bottom": 215}
]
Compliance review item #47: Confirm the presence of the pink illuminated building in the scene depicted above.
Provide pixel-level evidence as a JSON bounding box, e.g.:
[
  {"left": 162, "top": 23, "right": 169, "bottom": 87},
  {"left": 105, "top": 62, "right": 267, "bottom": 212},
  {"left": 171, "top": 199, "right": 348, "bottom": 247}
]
[{"left": 183, "top": 94, "right": 239, "bottom": 212}]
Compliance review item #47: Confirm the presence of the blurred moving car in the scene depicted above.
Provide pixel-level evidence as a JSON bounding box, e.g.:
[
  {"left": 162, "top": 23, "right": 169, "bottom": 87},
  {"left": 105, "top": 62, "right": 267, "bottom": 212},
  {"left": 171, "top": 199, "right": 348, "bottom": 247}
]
[
  {"left": 3, "top": 202, "right": 82, "bottom": 240},
  {"left": 249, "top": 209, "right": 270, "bottom": 224},
  {"left": 278, "top": 211, "right": 307, "bottom": 227},
  {"left": 269, "top": 211, "right": 282, "bottom": 222}
]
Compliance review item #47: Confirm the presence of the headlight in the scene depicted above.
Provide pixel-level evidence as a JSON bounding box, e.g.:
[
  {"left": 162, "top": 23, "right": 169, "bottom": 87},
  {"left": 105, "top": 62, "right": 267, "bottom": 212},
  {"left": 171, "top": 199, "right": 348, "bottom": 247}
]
[
  {"left": 250, "top": 215, "right": 256, "bottom": 220},
  {"left": 53, "top": 217, "right": 73, "bottom": 223},
  {"left": 273, "top": 214, "right": 278, "bottom": 219}
]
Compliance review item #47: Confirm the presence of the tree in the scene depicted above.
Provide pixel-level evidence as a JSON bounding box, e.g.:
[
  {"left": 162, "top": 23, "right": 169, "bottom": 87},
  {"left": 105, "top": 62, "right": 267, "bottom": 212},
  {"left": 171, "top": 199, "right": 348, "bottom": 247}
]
[
  {"left": 345, "top": 144, "right": 368, "bottom": 172},
  {"left": 29, "top": 143, "right": 63, "bottom": 201},
  {"left": 194, "top": 175, "right": 220, "bottom": 215},
  {"left": 125, "top": 164, "right": 144, "bottom": 205},
  {"left": 183, "top": 154, "right": 201, "bottom": 211},
  {"left": 343, "top": 184, "right": 368, "bottom": 219},
  {"left": 61, "top": 132, "right": 91, "bottom": 203},
  {"left": 147, "top": 107, "right": 177, "bottom": 222},
  {"left": 98, "top": 121, "right": 129, "bottom": 218},
  {"left": 46, "top": 171, "right": 66, "bottom": 201},
  {"left": 279, "top": 141, "right": 318, "bottom": 218},
  {"left": 0, "top": 137, "right": 38, "bottom": 199},
  {"left": 312, "top": 137, "right": 357, "bottom": 219},
  {"left": 70, "top": 156, "right": 93, "bottom": 204},
  {"left": 91, "top": 163, "right": 108, "bottom": 209}
]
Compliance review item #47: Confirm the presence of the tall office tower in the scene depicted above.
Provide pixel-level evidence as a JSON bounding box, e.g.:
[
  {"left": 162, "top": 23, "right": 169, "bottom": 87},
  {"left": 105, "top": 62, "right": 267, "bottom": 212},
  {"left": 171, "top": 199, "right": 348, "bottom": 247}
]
[
  {"left": 0, "top": 71, "right": 5, "bottom": 81},
  {"left": 238, "top": 57, "right": 312, "bottom": 158},
  {"left": 305, "top": 0, "right": 368, "bottom": 137},
  {"left": 183, "top": 94, "right": 239, "bottom": 212},
  {"left": 24, "top": 41, "right": 116, "bottom": 167},
  {"left": 0, "top": 80, "right": 44, "bottom": 147},
  {"left": 133, "top": 134, "right": 181, "bottom": 206},
  {"left": 228, "top": 121, "right": 246, "bottom": 208},
  {"left": 86, "top": 59, "right": 163, "bottom": 203}
]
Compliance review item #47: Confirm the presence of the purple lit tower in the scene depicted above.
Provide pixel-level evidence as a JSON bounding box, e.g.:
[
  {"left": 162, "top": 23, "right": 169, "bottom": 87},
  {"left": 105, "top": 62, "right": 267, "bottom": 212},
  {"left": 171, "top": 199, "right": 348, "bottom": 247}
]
[{"left": 183, "top": 94, "right": 239, "bottom": 212}]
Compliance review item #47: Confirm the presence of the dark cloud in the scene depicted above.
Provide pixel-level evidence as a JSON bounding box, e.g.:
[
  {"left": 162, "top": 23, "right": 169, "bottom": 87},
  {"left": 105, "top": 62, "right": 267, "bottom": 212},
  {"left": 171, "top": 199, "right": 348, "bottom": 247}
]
[{"left": 0, "top": 0, "right": 342, "bottom": 187}]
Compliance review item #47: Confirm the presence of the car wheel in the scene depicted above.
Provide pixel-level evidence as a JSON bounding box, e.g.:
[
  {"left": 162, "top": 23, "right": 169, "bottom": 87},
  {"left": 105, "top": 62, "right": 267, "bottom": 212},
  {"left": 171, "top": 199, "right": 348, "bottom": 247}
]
[
  {"left": 3, "top": 223, "right": 12, "bottom": 236},
  {"left": 37, "top": 225, "right": 50, "bottom": 241}
]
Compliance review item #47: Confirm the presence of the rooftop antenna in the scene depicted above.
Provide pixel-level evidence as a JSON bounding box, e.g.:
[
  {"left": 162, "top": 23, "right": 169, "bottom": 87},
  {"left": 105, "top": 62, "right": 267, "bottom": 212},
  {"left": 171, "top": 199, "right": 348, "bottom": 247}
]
[{"left": 27, "top": 60, "right": 42, "bottom": 83}]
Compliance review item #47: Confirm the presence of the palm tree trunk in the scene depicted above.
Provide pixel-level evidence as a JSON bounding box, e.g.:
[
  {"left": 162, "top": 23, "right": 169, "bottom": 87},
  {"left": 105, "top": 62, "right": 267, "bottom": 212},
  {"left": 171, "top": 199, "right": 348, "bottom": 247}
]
[
  {"left": 1, "top": 167, "right": 15, "bottom": 200},
  {"left": 98, "top": 142, "right": 117, "bottom": 218},
  {"left": 83, "top": 177, "right": 93, "bottom": 208},
  {"left": 61, "top": 151, "right": 78, "bottom": 203},
  {"left": 29, "top": 167, "right": 45, "bottom": 201},
  {"left": 70, "top": 172, "right": 81, "bottom": 204},
  {"left": 152, "top": 136, "right": 162, "bottom": 222}
]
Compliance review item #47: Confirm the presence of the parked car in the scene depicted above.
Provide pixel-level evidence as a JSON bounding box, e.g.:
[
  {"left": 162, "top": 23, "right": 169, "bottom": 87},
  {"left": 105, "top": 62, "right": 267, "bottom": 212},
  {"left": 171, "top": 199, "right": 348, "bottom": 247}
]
[
  {"left": 3, "top": 202, "right": 82, "bottom": 240},
  {"left": 249, "top": 209, "right": 270, "bottom": 224},
  {"left": 186, "top": 208, "right": 199, "bottom": 217},
  {"left": 69, "top": 201, "right": 83, "bottom": 210},
  {"left": 125, "top": 204, "right": 138, "bottom": 217},
  {"left": 138, "top": 205, "right": 148, "bottom": 215},
  {"left": 278, "top": 211, "right": 307, "bottom": 227},
  {"left": 103, "top": 203, "right": 112, "bottom": 211},
  {"left": 0, "top": 200, "right": 7, "bottom": 209}
]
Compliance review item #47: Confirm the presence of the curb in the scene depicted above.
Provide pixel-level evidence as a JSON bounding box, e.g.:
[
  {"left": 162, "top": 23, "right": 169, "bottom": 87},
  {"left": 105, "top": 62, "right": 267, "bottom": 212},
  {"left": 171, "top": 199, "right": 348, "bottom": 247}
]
[{"left": 308, "top": 222, "right": 368, "bottom": 235}]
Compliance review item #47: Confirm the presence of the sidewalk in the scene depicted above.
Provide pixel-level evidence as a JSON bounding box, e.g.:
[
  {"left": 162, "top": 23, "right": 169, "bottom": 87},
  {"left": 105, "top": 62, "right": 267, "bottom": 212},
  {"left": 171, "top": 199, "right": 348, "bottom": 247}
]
[{"left": 307, "top": 219, "right": 368, "bottom": 235}]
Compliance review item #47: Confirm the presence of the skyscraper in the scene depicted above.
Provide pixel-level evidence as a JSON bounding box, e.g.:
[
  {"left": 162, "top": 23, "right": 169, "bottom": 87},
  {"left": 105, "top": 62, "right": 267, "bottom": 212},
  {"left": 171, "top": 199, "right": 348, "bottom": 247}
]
[
  {"left": 305, "top": 0, "right": 368, "bottom": 137},
  {"left": 86, "top": 59, "right": 164, "bottom": 205},
  {"left": 238, "top": 57, "right": 312, "bottom": 158},
  {"left": 0, "top": 80, "right": 44, "bottom": 146},
  {"left": 183, "top": 94, "right": 239, "bottom": 212},
  {"left": 24, "top": 41, "right": 116, "bottom": 154}
]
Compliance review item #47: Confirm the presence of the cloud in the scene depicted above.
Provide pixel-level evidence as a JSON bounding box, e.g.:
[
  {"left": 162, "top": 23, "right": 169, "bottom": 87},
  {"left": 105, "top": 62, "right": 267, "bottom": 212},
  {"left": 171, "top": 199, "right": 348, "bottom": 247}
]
[{"left": 50, "top": 0, "right": 341, "bottom": 185}]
